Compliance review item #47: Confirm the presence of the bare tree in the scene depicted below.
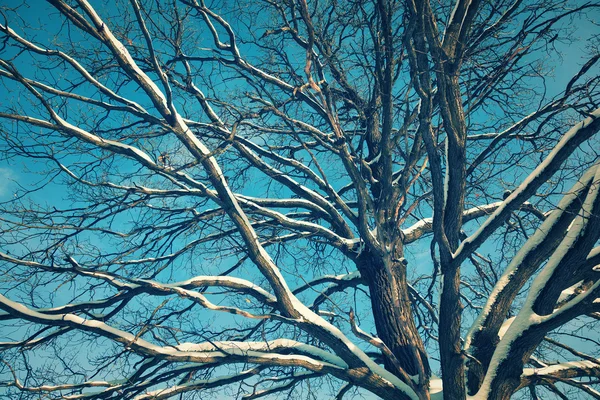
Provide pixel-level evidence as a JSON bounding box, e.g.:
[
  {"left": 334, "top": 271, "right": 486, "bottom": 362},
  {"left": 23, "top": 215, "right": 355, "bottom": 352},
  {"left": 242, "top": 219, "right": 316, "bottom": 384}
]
[{"left": 0, "top": 0, "right": 599, "bottom": 399}]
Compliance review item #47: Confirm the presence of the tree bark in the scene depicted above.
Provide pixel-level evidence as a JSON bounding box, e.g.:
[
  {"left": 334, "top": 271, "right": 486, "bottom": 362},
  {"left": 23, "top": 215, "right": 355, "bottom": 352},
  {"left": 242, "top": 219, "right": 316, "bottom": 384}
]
[{"left": 357, "top": 247, "right": 431, "bottom": 399}]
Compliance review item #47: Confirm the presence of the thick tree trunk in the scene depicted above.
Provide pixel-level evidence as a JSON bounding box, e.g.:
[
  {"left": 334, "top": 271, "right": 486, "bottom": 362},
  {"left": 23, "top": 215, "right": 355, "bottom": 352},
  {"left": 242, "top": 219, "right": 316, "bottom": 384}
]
[
  {"left": 437, "top": 69, "right": 469, "bottom": 400},
  {"left": 357, "top": 248, "right": 431, "bottom": 399},
  {"left": 438, "top": 260, "right": 466, "bottom": 399}
]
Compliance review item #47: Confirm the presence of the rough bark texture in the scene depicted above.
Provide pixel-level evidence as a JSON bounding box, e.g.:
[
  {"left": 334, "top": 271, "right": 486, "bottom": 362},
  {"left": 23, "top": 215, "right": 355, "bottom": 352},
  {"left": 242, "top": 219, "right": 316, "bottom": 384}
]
[
  {"left": 1, "top": 1, "right": 599, "bottom": 399},
  {"left": 465, "top": 188, "right": 587, "bottom": 394},
  {"left": 357, "top": 248, "right": 431, "bottom": 398}
]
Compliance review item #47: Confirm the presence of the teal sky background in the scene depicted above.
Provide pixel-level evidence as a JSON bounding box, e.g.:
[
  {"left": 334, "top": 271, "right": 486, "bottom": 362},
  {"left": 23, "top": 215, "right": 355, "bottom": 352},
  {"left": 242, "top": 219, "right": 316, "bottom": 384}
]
[
  {"left": 1, "top": 0, "right": 597, "bottom": 202},
  {"left": 0, "top": 1, "right": 598, "bottom": 399}
]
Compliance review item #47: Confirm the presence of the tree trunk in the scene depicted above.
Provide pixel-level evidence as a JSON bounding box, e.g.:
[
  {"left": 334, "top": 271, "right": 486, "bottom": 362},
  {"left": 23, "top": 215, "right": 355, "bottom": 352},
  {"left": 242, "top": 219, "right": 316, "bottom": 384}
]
[
  {"left": 438, "top": 260, "right": 466, "bottom": 399},
  {"left": 357, "top": 248, "right": 431, "bottom": 399}
]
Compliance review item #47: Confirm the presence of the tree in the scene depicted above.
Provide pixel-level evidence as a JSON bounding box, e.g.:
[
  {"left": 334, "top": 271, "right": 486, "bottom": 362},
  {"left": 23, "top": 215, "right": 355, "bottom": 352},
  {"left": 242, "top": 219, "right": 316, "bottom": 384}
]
[{"left": 0, "top": 0, "right": 599, "bottom": 398}]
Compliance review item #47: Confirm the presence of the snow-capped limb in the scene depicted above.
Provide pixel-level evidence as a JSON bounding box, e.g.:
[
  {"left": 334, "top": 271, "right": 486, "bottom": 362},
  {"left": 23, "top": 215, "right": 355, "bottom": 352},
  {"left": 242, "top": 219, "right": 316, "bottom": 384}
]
[
  {"left": 32, "top": 6, "right": 401, "bottom": 391},
  {"left": 161, "top": 276, "right": 277, "bottom": 303},
  {"left": 454, "top": 107, "right": 600, "bottom": 265},
  {"left": 100, "top": 276, "right": 279, "bottom": 319},
  {"left": 348, "top": 308, "right": 417, "bottom": 392},
  {"left": 402, "top": 203, "right": 497, "bottom": 243},
  {"left": 526, "top": 164, "right": 600, "bottom": 317},
  {"left": 465, "top": 165, "right": 598, "bottom": 351},
  {"left": 401, "top": 201, "right": 545, "bottom": 244},
  {"left": 465, "top": 163, "right": 599, "bottom": 393},
  {"left": 2, "top": 379, "right": 127, "bottom": 399},
  {"left": 0, "top": 293, "right": 127, "bottom": 322},
  {"left": 474, "top": 276, "right": 600, "bottom": 397},
  {"left": 73, "top": 0, "right": 170, "bottom": 115},
  {"left": 471, "top": 164, "right": 600, "bottom": 398},
  {"left": 521, "top": 360, "right": 600, "bottom": 380},
  {"left": 176, "top": 339, "right": 348, "bottom": 368},
  {"left": 236, "top": 137, "right": 358, "bottom": 229},
  {"left": 0, "top": 20, "right": 149, "bottom": 116},
  {"left": 0, "top": 290, "right": 418, "bottom": 399},
  {"left": 0, "top": 251, "right": 58, "bottom": 269},
  {"left": 519, "top": 360, "right": 600, "bottom": 398},
  {"left": 0, "top": 251, "right": 279, "bottom": 315},
  {"left": 236, "top": 195, "right": 329, "bottom": 216},
  {"left": 235, "top": 196, "right": 352, "bottom": 248},
  {"left": 0, "top": 359, "right": 125, "bottom": 393},
  {"left": 132, "top": 367, "right": 264, "bottom": 400},
  {"left": 0, "top": 293, "right": 343, "bottom": 371}
]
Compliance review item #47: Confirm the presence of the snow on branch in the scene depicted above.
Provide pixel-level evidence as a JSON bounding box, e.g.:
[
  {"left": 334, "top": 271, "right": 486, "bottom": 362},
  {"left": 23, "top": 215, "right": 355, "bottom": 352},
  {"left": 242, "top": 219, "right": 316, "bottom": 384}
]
[
  {"left": 472, "top": 162, "right": 600, "bottom": 397},
  {"left": 132, "top": 367, "right": 264, "bottom": 400},
  {"left": 0, "top": 293, "right": 346, "bottom": 372},
  {"left": 454, "top": 107, "right": 600, "bottom": 263},
  {"left": 401, "top": 201, "right": 546, "bottom": 243}
]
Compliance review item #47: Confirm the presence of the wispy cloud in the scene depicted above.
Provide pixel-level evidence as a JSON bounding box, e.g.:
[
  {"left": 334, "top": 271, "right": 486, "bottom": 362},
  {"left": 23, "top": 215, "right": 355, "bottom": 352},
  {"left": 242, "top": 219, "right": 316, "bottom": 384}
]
[{"left": 0, "top": 167, "right": 15, "bottom": 198}]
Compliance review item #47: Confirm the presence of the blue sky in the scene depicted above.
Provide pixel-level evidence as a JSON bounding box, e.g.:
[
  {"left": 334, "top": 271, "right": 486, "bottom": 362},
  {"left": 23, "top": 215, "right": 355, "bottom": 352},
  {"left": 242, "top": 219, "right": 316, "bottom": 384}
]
[{"left": 0, "top": 1, "right": 599, "bottom": 398}]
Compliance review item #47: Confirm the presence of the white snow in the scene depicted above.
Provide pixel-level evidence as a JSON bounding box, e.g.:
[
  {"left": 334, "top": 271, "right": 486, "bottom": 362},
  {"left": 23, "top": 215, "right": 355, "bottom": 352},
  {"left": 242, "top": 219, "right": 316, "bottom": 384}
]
[
  {"left": 367, "top": 152, "right": 382, "bottom": 165},
  {"left": 430, "top": 374, "right": 443, "bottom": 399},
  {"left": 455, "top": 107, "right": 600, "bottom": 261},
  {"left": 464, "top": 164, "right": 599, "bottom": 352},
  {"left": 470, "top": 165, "right": 600, "bottom": 399},
  {"left": 522, "top": 360, "right": 599, "bottom": 376},
  {"left": 158, "top": 276, "right": 276, "bottom": 303},
  {"left": 498, "top": 317, "right": 515, "bottom": 339},
  {"left": 557, "top": 280, "right": 584, "bottom": 303},
  {"left": 176, "top": 339, "right": 348, "bottom": 368}
]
